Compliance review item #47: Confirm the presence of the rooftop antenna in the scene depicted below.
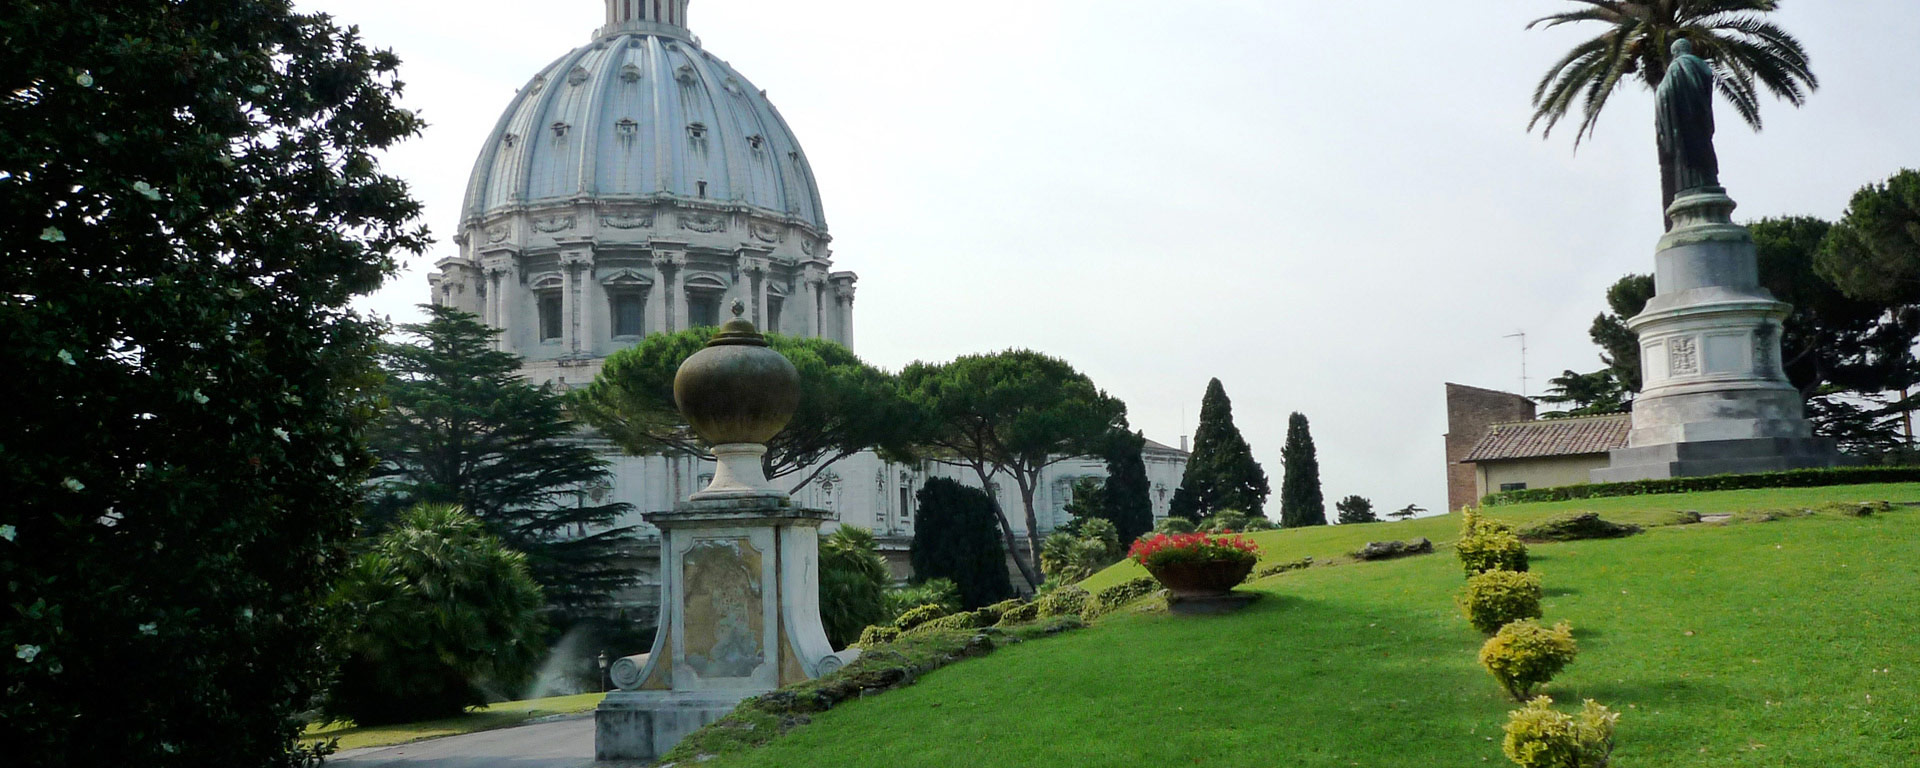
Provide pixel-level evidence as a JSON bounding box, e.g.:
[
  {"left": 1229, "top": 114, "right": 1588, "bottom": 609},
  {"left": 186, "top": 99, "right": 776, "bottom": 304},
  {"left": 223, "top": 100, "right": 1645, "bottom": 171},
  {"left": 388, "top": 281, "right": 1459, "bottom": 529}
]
[{"left": 1503, "top": 330, "right": 1529, "bottom": 396}]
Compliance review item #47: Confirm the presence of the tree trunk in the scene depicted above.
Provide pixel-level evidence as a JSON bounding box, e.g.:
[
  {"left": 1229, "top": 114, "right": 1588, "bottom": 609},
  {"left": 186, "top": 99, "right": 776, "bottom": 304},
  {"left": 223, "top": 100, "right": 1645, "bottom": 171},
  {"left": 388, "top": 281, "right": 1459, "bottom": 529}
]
[
  {"left": 972, "top": 464, "right": 1041, "bottom": 589},
  {"left": 1015, "top": 472, "right": 1044, "bottom": 587}
]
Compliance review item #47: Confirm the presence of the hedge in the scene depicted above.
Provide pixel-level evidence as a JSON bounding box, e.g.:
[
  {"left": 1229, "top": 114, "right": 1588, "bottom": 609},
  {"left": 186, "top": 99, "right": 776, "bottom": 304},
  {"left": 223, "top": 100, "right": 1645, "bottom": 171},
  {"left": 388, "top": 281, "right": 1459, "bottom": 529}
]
[{"left": 1479, "top": 466, "right": 1920, "bottom": 506}]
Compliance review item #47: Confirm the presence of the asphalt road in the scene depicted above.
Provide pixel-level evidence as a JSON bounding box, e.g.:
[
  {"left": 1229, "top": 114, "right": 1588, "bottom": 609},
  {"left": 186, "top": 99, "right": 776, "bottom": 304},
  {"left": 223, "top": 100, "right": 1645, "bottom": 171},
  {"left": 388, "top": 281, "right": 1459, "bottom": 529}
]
[{"left": 330, "top": 716, "right": 595, "bottom": 768}]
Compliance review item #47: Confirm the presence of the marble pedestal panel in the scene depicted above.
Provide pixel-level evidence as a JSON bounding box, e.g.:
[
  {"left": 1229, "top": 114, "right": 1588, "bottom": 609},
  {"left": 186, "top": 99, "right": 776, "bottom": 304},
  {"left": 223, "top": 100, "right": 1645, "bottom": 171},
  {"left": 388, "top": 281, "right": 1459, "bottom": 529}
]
[
  {"left": 1594, "top": 188, "right": 1840, "bottom": 482},
  {"left": 595, "top": 497, "right": 853, "bottom": 762}
]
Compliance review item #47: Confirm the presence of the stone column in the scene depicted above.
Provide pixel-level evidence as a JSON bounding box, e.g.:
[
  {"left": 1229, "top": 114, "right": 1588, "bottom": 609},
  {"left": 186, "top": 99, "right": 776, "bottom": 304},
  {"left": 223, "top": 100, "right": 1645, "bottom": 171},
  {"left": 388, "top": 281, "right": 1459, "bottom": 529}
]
[
  {"left": 802, "top": 273, "right": 823, "bottom": 339},
  {"left": 652, "top": 250, "right": 685, "bottom": 333},
  {"left": 561, "top": 248, "right": 594, "bottom": 356}
]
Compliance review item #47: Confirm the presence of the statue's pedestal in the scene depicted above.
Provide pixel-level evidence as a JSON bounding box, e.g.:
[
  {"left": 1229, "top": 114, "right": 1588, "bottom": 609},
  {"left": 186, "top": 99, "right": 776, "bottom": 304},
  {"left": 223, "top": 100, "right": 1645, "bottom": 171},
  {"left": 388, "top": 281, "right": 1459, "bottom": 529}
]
[
  {"left": 1594, "top": 188, "right": 1840, "bottom": 482},
  {"left": 594, "top": 496, "right": 853, "bottom": 762}
]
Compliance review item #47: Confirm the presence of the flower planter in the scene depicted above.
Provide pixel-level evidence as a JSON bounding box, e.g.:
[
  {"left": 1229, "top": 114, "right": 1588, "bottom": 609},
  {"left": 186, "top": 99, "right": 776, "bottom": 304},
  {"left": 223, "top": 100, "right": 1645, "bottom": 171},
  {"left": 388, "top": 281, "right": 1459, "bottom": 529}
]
[{"left": 1145, "top": 558, "right": 1255, "bottom": 599}]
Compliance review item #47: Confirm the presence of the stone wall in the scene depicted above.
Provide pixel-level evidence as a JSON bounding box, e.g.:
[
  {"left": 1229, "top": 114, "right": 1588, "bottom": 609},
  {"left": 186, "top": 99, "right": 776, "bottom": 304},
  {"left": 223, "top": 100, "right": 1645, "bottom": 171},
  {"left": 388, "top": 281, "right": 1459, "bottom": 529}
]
[
  {"left": 1474, "top": 453, "right": 1611, "bottom": 501},
  {"left": 1443, "top": 383, "right": 1535, "bottom": 510}
]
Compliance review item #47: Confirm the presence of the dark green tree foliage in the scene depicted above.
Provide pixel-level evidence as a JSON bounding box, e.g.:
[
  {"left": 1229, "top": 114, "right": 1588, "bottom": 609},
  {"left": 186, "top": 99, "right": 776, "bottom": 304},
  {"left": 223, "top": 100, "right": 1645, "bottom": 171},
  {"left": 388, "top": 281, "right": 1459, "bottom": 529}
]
[
  {"left": 369, "top": 305, "right": 636, "bottom": 617},
  {"left": 1817, "top": 169, "right": 1920, "bottom": 304},
  {"left": 899, "top": 351, "right": 1128, "bottom": 588},
  {"left": 1172, "top": 379, "right": 1270, "bottom": 521},
  {"left": 571, "top": 328, "right": 916, "bottom": 492},
  {"left": 1539, "top": 369, "right": 1633, "bottom": 417},
  {"left": 1060, "top": 477, "right": 1106, "bottom": 528},
  {"left": 0, "top": 3, "right": 425, "bottom": 764},
  {"left": 909, "top": 479, "right": 1015, "bottom": 609},
  {"left": 818, "top": 526, "right": 890, "bottom": 650},
  {"left": 1335, "top": 495, "right": 1379, "bottom": 525},
  {"left": 327, "top": 505, "right": 546, "bottom": 726},
  {"left": 1102, "top": 430, "right": 1156, "bottom": 545},
  {"left": 1279, "top": 413, "right": 1327, "bottom": 528}
]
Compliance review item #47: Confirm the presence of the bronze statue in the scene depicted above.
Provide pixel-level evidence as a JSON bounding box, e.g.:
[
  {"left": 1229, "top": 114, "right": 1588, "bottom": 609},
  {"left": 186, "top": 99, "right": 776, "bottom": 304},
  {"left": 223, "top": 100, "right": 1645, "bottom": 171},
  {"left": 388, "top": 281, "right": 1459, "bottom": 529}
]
[{"left": 1656, "top": 39, "right": 1719, "bottom": 193}]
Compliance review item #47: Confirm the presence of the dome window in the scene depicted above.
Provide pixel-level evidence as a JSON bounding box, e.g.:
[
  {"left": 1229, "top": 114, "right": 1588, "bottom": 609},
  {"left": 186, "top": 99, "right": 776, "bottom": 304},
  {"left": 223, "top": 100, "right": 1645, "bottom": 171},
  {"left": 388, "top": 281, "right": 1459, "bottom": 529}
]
[
  {"left": 501, "top": 132, "right": 519, "bottom": 148},
  {"left": 615, "top": 118, "right": 639, "bottom": 139},
  {"left": 552, "top": 122, "right": 570, "bottom": 139},
  {"left": 620, "top": 63, "right": 643, "bottom": 83},
  {"left": 696, "top": 180, "right": 708, "bottom": 198},
  {"left": 746, "top": 134, "right": 765, "bottom": 150},
  {"left": 675, "top": 64, "right": 697, "bottom": 85},
  {"left": 567, "top": 66, "right": 590, "bottom": 86},
  {"left": 686, "top": 122, "right": 707, "bottom": 139}
]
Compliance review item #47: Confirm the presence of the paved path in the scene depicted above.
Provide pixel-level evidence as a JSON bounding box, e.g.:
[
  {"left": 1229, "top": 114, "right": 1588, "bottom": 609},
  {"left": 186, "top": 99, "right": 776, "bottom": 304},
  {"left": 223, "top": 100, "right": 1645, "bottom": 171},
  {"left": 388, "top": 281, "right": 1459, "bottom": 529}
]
[{"left": 331, "top": 716, "right": 594, "bottom": 768}]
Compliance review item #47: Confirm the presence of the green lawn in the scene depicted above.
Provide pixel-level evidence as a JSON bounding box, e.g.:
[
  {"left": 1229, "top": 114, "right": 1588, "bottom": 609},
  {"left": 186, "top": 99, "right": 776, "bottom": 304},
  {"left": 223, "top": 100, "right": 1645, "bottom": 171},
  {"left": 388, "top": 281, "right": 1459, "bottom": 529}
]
[
  {"left": 301, "top": 691, "right": 606, "bottom": 751},
  {"left": 1080, "top": 482, "right": 1920, "bottom": 592},
  {"left": 689, "top": 485, "right": 1920, "bottom": 767}
]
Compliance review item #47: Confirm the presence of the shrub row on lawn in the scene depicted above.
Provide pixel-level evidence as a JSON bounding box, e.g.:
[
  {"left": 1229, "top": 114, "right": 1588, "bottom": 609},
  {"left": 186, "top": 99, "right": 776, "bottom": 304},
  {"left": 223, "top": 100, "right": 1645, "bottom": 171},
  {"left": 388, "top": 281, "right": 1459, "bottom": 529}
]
[
  {"left": 1480, "top": 466, "right": 1920, "bottom": 506},
  {"left": 1452, "top": 511, "right": 1620, "bottom": 767}
]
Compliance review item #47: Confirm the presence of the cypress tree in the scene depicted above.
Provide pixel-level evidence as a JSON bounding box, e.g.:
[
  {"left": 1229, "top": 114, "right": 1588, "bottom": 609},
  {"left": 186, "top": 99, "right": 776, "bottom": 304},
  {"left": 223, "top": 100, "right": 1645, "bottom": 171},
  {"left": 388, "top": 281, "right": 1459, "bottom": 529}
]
[
  {"left": 1102, "top": 430, "right": 1155, "bottom": 545},
  {"left": 1279, "top": 412, "right": 1327, "bottom": 527},
  {"left": 369, "top": 305, "right": 638, "bottom": 618},
  {"left": 910, "top": 478, "right": 1016, "bottom": 609},
  {"left": 1172, "top": 379, "right": 1271, "bottom": 521}
]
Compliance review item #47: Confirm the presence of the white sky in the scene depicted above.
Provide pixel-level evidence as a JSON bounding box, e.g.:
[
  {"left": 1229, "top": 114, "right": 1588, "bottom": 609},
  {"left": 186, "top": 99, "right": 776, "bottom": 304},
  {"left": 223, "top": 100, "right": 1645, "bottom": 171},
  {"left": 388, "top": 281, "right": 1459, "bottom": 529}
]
[{"left": 305, "top": 0, "right": 1920, "bottom": 515}]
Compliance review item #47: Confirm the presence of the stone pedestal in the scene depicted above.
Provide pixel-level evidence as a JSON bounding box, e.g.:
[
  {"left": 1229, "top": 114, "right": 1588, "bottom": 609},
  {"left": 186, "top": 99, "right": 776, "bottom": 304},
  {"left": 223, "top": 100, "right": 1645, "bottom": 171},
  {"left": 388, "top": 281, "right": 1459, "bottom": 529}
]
[
  {"left": 1593, "top": 188, "right": 1840, "bottom": 482},
  {"left": 595, "top": 497, "right": 852, "bottom": 761}
]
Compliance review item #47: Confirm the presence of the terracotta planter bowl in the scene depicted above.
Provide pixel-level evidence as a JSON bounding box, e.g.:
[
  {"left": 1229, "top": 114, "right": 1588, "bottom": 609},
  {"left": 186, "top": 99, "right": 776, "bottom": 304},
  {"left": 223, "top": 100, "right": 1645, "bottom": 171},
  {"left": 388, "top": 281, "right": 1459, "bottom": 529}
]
[{"left": 1146, "top": 558, "right": 1255, "bottom": 599}]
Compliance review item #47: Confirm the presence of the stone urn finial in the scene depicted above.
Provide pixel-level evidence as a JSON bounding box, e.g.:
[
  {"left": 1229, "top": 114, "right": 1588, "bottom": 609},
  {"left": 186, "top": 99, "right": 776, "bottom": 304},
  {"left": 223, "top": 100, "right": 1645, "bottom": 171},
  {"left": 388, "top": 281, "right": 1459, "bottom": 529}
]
[{"left": 673, "top": 301, "right": 799, "bottom": 498}]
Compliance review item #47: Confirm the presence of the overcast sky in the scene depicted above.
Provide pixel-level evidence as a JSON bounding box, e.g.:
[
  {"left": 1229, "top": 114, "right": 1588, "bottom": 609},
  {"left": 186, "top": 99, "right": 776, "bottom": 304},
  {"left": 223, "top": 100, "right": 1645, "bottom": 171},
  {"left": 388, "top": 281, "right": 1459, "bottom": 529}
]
[{"left": 304, "top": 0, "right": 1920, "bottom": 515}]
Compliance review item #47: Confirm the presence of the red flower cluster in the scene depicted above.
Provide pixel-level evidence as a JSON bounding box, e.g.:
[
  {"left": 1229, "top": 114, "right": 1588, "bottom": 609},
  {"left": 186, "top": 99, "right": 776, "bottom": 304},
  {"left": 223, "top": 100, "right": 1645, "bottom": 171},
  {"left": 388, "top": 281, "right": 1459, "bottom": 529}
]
[{"left": 1129, "top": 531, "right": 1260, "bottom": 568}]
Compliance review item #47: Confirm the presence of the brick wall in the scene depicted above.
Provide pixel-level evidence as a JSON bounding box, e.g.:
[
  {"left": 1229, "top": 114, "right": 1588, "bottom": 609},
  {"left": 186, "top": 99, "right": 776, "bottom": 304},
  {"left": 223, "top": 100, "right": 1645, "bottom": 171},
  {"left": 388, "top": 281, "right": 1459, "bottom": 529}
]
[{"left": 1444, "top": 383, "right": 1536, "bottom": 510}]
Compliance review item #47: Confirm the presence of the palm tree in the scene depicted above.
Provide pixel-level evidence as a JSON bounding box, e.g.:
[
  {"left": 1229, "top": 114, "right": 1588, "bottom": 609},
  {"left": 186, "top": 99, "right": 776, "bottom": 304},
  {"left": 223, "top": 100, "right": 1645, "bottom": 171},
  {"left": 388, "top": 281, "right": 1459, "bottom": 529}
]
[{"left": 1526, "top": 1, "right": 1817, "bottom": 226}]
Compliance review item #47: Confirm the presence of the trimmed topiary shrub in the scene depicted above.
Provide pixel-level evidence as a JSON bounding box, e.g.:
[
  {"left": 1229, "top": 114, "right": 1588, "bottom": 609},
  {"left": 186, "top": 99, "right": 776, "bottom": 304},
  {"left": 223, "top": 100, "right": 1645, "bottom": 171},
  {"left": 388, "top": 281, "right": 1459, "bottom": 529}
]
[
  {"left": 1457, "top": 510, "right": 1529, "bottom": 576},
  {"left": 1480, "top": 620, "right": 1578, "bottom": 701},
  {"left": 1502, "top": 696, "right": 1620, "bottom": 768},
  {"left": 1462, "top": 570, "right": 1544, "bottom": 635},
  {"left": 909, "top": 610, "right": 987, "bottom": 635},
  {"left": 1514, "top": 512, "right": 1642, "bottom": 543},
  {"left": 1036, "top": 585, "right": 1091, "bottom": 618},
  {"left": 891, "top": 603, "right": 951, "bottom": 631},
  {"left": 994, "top": 601, "right": 1040, "bottom": 626},
  {"left": 855, "top": 625, "right": 900, "bottom": 648},
  {"left": 1085, "top": 577, "right": 1160, "bottom": 619}
]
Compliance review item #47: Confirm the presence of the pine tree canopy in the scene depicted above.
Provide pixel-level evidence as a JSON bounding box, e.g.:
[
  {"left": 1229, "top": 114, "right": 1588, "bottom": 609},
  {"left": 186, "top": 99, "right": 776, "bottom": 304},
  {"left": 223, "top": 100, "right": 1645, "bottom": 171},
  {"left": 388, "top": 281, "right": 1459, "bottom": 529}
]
[
  {"left": 569, "top": 328, "right": 918, "bottom": 493},
  {"left": 1280, "top": 412, "right": 1327, "bottom": 528},
  {"left": 1102, "top": 430, "right": 1156, "bottom": 546},
  {"left": 1172, "top": 378, "right": 1270, "bottom": 520},
  {"left": 369, "top": 304, "right": 637, "bottom": 617}
]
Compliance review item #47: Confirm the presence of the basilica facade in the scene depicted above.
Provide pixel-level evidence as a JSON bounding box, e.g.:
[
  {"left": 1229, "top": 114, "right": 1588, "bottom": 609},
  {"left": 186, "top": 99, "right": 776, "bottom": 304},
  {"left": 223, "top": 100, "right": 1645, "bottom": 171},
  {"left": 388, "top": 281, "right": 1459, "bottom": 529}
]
[{"left": 429, "top": 1, "right": 1188, "bottom": 616}]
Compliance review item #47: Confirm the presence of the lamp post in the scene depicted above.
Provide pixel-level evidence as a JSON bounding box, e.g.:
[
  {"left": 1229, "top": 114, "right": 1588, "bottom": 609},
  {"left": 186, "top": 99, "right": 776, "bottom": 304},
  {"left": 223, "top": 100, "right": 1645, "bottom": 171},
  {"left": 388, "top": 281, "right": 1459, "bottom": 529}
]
[{"left": 596, "top": 651, "right": 609, "bottom": 694}]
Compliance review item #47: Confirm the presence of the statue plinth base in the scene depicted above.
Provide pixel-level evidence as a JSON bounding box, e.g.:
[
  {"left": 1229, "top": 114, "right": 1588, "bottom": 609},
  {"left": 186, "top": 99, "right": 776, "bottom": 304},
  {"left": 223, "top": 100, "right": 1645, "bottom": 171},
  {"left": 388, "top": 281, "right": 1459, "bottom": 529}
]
[
  {"left": 594, "top": 493, "right": 854, "bottom": 762},
  {"left": 1595, "top": 188, "right": 1841, "bottom": 482}
]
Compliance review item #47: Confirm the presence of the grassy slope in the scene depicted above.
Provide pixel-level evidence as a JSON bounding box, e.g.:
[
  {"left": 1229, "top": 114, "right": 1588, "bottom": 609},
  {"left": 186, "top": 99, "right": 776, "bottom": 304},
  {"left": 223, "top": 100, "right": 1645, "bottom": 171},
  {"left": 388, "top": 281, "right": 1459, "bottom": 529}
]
[
  {"left": 698, "top": 486, "right": 1920, "bottom": 767},
  {"left": 1079, "top": 482, "right": 1920, "bottom": 593},
  {"left": 302, "top": 692, "right": 605, "bottom": 751}
]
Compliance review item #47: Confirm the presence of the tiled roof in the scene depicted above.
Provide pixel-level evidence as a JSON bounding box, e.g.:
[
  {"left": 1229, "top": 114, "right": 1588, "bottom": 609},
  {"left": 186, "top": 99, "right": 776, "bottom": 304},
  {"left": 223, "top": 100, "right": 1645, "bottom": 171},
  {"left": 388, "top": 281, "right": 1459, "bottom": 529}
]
[
  {"left": 1462, "top": 414, "right": 1631, "bottom": 462},
  {"left": 1143, "top": 437, "right": 1189, "bottom": 456}
]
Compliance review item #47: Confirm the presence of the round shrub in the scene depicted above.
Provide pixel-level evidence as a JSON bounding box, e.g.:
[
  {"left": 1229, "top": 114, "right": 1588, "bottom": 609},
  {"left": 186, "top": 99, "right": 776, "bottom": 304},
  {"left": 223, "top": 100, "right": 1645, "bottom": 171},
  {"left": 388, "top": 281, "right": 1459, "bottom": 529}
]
[
  {"left": 1479, "top": 620, "right": 1578, "bottom": 702},
  {"left": 1457, "top": 510, "right": 1529, "bottom": 576},
  {"left": 1502, "top": 696, "right": 1620, "bottom": 768},
  {"left": 1153, "top": 516, "right": 1197, "bottom": 535},
  {"left": 855, "top": 625, "right": 900, "bottom": 648},
  {"left": 1035, "top": 585, "right": 1091, "bottom": 618},
  {"left": 891, "top": 603, "right": 951, "bottom": 631},
  {"left": 1462, "top": 569, "right": 1544, "bottom": 635}
]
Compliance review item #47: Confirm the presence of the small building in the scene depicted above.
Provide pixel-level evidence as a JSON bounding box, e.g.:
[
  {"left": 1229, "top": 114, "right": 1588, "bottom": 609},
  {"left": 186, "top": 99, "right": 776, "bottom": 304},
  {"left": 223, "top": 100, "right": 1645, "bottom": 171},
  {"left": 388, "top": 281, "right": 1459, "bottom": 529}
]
[
  {"left": 1461, "top": 414, "right": 1632, "bottom": 501},
  {"left": 1443, "top": 383, "right": 1539, "bottom": 510}
]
